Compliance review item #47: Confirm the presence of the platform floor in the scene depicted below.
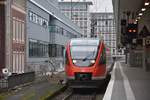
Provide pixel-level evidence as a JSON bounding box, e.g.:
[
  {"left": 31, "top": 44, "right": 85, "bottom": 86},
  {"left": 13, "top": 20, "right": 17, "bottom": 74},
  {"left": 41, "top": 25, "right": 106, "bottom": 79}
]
[{"left": 103, "top": 61, "right": 150, "bottom": 100}]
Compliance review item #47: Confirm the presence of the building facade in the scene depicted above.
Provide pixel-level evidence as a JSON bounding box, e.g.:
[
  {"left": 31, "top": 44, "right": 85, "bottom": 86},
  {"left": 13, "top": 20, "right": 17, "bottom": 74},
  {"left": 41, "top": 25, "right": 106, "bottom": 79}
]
[
  {"left": 90, "top": 13, "right": 124, "bottom": 56},
  {"left": 58, "top": 0, "right": 92, "bottom": 37},
  {"left": 11, "top": 0, "right": 26, "bottom": 74},
  {"left": 0, "top": 0, "right": 26, "bottom": 75},
  {"left": 26, "top": 0, "right": 82, "bottom": 73},
  {"left": 0, "top": 0, "right": 6, "bottom": 75}
]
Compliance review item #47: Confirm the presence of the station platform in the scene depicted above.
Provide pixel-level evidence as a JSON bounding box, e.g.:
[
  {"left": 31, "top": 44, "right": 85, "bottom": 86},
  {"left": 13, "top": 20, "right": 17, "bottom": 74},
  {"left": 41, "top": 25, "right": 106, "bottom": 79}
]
[
  {"left": 0, "top": 72, "right": 65, "bottom": 100},
  {"left": 103, "top": 61, "right": 150, "bottom": 100}
]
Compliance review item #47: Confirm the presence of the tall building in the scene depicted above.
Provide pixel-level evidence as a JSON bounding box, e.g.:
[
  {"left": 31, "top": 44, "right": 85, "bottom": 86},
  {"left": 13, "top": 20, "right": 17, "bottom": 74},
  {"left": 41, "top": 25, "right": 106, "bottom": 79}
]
[
  {"left": 0, "top": 0, "right": 26, "bottom": 74},
  {"left": 58, "top": 0, "right": 93, "bottom": 37},
  {"left": 90, "top": 13, "right": 122, "bottom": 56}
]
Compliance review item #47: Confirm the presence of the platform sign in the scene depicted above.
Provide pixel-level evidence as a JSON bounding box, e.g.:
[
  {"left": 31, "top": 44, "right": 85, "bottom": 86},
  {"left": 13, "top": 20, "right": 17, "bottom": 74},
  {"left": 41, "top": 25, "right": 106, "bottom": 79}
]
[{"left": 144, "top": 37, "right": 150, "bottom": 47}]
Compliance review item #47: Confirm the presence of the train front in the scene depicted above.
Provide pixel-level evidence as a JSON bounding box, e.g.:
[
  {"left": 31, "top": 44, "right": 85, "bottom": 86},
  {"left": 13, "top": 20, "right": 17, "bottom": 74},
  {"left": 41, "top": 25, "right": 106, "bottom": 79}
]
[{"left": 65, "top": 39, "right": 107, "bottom": 88}]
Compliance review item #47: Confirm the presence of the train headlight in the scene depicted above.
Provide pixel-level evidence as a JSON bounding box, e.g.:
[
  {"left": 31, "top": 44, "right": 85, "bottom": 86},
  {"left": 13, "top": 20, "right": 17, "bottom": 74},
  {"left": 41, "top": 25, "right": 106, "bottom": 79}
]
[
  {"left": 90, "top": 60, "right": 95, "bottom": 64},
  {"left": 73, "top": 60, "right": 77, "bottom": 63}
]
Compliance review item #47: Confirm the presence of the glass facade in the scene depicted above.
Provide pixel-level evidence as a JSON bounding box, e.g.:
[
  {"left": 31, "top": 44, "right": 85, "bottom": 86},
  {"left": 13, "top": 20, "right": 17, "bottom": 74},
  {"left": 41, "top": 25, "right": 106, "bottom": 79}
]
[
  {"left": 29, "top": 39, "right": 48, "bottom": 57},
  {"left": 48, "top": 44, "right": 64, "bottom": 57},
  {"left": 49, "top": 25, "right": 77, "bottom": 38}
]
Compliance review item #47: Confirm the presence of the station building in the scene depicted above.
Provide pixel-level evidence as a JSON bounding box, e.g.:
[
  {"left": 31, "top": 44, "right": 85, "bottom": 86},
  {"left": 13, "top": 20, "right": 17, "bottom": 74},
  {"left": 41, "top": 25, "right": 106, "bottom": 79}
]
[{"left": 26, "top": 0, "right": 82, "bottom": 73}]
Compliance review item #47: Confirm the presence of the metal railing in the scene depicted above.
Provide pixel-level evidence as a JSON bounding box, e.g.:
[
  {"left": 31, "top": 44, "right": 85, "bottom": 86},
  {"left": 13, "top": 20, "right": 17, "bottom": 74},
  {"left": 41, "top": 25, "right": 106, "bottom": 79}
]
[{"left": 0, "top": 72, "right": 35, "bottom": 92}]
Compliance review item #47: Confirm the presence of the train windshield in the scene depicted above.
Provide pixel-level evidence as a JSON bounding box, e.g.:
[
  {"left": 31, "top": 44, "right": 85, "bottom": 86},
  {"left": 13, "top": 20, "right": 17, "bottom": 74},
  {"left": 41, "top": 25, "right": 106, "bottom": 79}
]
[{"left": 71, "top": 46, "right": 98, "bottom": 60}]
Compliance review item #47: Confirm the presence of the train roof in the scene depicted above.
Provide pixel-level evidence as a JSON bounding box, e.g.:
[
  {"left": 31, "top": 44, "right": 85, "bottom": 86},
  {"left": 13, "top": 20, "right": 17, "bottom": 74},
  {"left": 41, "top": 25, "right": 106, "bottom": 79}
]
[{"left": 70, "top": 38, "right": 102, "bottom": 46}]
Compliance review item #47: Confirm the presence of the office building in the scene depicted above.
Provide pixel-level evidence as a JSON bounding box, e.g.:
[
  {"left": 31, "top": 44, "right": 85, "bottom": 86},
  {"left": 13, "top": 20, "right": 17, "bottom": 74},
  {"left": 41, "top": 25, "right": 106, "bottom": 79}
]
[
  {"left": 59, "top": 0, "right": 92, "bottom": 37},
  {"left": 90, "top": 13, "right": 123, "bottom": 56}
]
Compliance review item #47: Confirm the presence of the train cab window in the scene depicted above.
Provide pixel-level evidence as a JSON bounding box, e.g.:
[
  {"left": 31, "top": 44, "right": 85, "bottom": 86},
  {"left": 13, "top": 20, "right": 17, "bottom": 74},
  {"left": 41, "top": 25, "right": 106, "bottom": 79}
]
[
  {"left": 71, "top": 46, "right": 98, "bottom": 60},
  {"left": 70, "top": 46, "right": 98, "bottom": 67}
]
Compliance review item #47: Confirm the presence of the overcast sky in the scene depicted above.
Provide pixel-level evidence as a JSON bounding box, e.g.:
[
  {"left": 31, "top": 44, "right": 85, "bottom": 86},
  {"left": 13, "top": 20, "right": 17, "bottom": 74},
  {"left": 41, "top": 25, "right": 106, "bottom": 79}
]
[{"left": 59, "top": 0, "right": 113, "bottom": 12}]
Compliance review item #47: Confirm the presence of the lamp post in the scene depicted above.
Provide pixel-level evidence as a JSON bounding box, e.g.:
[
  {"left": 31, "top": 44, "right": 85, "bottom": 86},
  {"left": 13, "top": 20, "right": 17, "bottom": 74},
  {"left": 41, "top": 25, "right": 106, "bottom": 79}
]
[{"left": 71, "top": 0, "right": 72, "bottom": 19}]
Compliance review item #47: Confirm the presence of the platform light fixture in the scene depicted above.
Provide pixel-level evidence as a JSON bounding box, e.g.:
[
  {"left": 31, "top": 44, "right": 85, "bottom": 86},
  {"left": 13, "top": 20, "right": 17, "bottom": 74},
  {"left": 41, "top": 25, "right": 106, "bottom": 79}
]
[
  {"left": 138, "top": 13, "right": 143, "bottom": 16},
  {"left": 135, "top": 19, "right": 138, "bottom": 22},
  {"left": 135, "top": 1, "right": 149, "bottom": 22},
  {"left": 141, "top": 8, "right": 146, "bottom": 11},
  {"left": 145, "top": 2, "right": 150, "bottom": 6},
  {"left": 137, "top": 16, "right": 141, "bottom": 20},
  {"left": 134, "top": 19, "right": 138, "bottom": 24}
]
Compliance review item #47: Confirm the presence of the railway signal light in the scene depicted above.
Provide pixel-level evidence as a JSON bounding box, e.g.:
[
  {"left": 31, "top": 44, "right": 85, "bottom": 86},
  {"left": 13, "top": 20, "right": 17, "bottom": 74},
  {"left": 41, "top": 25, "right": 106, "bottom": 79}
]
[
  {"left": 126, "top": 24, "right": 138, "bottom": 44},
  {"left": 128, "top": 29, "right": 132, "bottom": 33}
]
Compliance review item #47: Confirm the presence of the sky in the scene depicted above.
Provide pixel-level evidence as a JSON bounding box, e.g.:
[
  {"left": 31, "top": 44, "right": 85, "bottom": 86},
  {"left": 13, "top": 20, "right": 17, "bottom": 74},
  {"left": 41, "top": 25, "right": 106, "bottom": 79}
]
[
  {"left": 90, "top": 0, "right": 113, "bottom": 12},
  {"left": 59, "top": 0, "right": 113, "bottom": 12}
]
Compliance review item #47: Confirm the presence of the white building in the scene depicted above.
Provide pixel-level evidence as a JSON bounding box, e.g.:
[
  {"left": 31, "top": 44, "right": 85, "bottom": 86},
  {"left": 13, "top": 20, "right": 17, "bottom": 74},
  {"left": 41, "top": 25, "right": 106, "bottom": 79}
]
[{"left": 90, "top": 12, "right": 124, "bottom": 56}]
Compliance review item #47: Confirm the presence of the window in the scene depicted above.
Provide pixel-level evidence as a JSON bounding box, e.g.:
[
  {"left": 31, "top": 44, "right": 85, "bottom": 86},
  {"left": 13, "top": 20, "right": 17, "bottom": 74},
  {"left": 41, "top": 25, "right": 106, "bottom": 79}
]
[
  {"left": 49, "top": 25, "right": 76, "bottom": 38},
  {"left": 29, "top": 11, "right": 48, "bottom": 28},
  {"left": 99, "top": 47, "right": 106, "bottom": 64},
  {"left": 65, "top": 50, "right": 69, "bottom": 64},
  {"left": 13, "top": 18, "right": 16, "bottom": 40},
  {"left": 49, "top": 44, "right": 64, "bottom": 57},
  {"left": 84, "top": 21, "right": 87, "bottom": 26},
  {"left": 16, "top": 19, "right": 19, "bottom": 41},
  {"left": 29, "top": 11, "right": 33, "bottom": 21},
  {"left": 29, "top": 39, "right": 48, "bottom": 57},
  {"left": 71, "top": 46, "right": 98, "bottom": 60},
  {"left": 18, "top": 21, "right": 21, "bottom": 42},
  {"left": 84, "top": 12, "right": 87, "bottom": 18},
  {"left": 22, "top": 23, "right": 25, "bottom": 42}
]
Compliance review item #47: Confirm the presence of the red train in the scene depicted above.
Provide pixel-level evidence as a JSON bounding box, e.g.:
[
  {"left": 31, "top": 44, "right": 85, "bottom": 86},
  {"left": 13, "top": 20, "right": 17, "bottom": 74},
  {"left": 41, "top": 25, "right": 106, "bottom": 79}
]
[{"left": 65, "top": 38, "right": 109, "bottom": 88}]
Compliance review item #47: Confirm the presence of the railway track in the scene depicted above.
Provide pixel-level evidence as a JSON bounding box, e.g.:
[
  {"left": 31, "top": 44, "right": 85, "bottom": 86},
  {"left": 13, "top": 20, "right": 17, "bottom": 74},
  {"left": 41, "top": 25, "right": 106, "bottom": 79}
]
[
  {"left": 52, "top": 88, "right": 103, "bottom": 100},
  {"left": 51, "top": 74, "right": 111, "bottom": 100},
  {"left": 64, "top": 91, "right": 97, "bottom": 100}
]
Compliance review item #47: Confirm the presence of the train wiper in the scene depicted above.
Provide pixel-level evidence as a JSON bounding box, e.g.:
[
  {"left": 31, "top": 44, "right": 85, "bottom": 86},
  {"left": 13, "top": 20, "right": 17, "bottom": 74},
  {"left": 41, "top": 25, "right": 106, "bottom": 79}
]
[{"left": 82, "top": 50, "right": 95, "bottom": 61}]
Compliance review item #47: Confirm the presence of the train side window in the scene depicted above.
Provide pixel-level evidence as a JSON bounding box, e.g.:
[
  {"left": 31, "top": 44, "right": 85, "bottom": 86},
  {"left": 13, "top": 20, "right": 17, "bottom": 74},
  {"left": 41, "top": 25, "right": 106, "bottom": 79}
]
[
  {"left": 65, "top": 50, "right": 69, "bottom": 64},
  {"left": 99, "top": 48, "right": 106, "bottom": 64},
  {"left": 103, "top": 48, "right": 106, "bottom": 64}
]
